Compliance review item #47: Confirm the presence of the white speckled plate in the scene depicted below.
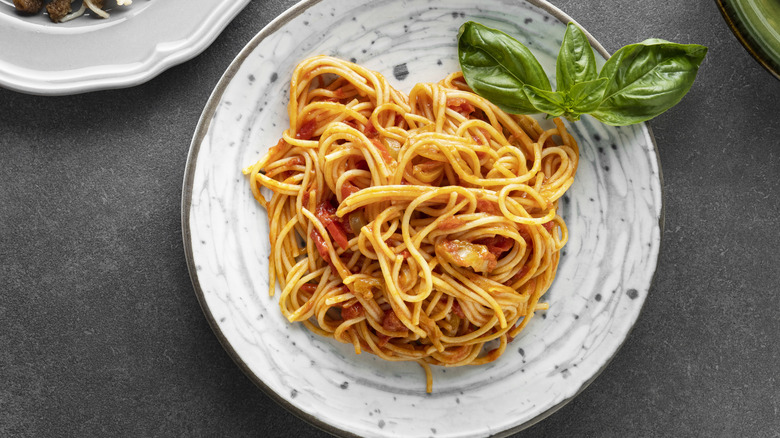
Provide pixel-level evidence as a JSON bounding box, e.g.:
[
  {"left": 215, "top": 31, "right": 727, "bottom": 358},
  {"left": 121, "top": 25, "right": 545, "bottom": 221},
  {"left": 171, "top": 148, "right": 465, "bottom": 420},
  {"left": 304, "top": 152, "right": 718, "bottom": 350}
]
[
  {"left": 0, "top": 0, "right": 249, "bottom": 95},
  {"left": 182, "top": 0, "right": 663, "bottom": 436}
]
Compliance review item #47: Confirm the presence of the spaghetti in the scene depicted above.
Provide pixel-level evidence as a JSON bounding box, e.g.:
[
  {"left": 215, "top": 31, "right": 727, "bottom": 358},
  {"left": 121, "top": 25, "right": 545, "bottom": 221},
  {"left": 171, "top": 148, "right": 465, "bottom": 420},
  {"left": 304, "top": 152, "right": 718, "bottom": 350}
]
[{"left": 244, "top": 55, "right": 578, "bottom": 392}]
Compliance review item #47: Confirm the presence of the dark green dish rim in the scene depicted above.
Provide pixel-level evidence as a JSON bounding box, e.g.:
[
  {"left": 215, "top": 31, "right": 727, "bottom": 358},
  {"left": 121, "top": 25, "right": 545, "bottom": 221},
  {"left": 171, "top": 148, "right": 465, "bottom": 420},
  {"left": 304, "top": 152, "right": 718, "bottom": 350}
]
[{"left": 716, "top": 0, "right": 780, "bottom": 80}]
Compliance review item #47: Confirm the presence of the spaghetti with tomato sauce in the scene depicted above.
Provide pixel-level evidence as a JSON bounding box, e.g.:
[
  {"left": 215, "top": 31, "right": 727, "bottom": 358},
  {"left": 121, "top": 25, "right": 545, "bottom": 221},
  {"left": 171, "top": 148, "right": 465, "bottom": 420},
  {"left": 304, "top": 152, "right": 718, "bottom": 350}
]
[{"left": 244, "top": 55, "right": 578, "bottom": 392}]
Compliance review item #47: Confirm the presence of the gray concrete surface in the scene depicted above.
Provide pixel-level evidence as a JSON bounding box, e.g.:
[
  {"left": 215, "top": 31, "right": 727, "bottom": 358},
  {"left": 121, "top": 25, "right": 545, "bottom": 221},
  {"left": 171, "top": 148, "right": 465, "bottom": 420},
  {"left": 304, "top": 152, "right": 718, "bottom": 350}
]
[{"left": 1, "top": 0, "right": 778, "bottom": 436}]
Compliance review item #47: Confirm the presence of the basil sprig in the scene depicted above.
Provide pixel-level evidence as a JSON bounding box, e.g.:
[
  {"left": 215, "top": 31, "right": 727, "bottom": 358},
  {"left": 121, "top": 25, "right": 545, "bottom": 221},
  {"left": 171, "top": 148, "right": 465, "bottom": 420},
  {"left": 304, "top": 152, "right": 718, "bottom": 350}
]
[{"left": 458, "top": 21, "right": 707, "bottom": 125}]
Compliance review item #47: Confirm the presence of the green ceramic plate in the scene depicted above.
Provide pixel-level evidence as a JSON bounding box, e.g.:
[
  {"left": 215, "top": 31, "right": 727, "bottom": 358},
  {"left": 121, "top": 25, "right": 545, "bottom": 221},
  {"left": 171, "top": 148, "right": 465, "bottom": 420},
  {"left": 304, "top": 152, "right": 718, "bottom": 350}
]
[{"left": 717, "top": 0, "right": 780, "bottom": 79}]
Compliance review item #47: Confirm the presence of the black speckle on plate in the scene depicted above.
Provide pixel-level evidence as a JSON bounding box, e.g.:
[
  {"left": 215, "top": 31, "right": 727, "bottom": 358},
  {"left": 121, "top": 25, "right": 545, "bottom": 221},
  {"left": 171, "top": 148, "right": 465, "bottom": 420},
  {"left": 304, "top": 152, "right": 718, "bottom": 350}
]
[{"left": 393, "top": 63, "right": 410, "bottom": 81}]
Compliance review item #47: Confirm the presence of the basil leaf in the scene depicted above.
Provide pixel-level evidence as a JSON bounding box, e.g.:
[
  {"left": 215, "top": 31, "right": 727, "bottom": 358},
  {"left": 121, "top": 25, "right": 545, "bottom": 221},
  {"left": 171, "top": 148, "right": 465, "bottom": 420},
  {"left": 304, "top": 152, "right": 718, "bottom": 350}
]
[
  {"left": 592, "top": 39, "right": 708, "bottom": 125},
  {"left": 556, "top": 23, "right": 598, "bottom": 92},
  {"left": 458, "top": 21, "right": 551, "bottom": 114},
  {"left": 523, "top": 85, "right": 566, "bottom": 117},
  {"left": 568, "top": 77, "right": 608, "bottom": 115},
  {"left": 525, "top": 78, "right": 607, "bottom": 121}
]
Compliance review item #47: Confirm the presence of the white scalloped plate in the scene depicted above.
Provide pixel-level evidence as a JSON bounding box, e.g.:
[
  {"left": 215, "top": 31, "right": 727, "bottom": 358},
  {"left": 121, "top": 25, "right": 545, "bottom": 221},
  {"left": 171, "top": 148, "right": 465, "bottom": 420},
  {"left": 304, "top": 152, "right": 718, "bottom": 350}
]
[
  {"left": 183, "top": 0, "right": 663, "bottom": 436},
  {"left": 0, "top": 0, "right": 249, "bottom": 95}
]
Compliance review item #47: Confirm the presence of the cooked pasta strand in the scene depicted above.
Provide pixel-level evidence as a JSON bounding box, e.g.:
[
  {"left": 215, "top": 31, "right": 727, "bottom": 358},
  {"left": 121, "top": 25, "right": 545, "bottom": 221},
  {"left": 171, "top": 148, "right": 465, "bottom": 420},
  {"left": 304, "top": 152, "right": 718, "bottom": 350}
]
[{"left": 244, "top": 56, "right": 578, "bottom": 393}]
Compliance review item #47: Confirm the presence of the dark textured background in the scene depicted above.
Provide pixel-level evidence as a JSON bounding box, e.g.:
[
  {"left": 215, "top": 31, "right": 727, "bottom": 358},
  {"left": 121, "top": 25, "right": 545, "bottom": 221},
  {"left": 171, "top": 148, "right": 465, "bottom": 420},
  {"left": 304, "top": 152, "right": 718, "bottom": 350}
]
[{"left": 1, "top": 0, "right": 779, "bottom": 436}]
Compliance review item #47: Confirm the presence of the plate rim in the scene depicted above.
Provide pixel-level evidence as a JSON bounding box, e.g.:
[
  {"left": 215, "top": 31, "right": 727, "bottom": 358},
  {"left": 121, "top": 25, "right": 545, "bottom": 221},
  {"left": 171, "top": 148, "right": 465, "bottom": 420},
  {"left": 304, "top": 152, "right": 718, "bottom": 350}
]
[
  {"left": 181, "top": 0, "right": 665, "bottom": 435},
  {"left": 0, "top": 0, "right": 251, "bottom": 95}
]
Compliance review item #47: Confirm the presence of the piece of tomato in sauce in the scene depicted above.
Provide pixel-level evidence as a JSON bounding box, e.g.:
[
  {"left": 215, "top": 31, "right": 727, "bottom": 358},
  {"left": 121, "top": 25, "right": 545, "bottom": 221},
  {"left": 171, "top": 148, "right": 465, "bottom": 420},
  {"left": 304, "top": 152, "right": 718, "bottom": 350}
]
[
  {"left": 473, "top": 235, "right": 514, "bottom": 257},
  {"left": 376, "top": 333, "right": 392, "bottom": 347},
  {"left": 451, "top": 299, "right": 466, "bottom": 318},
  {"left": 382, "top": 309, "right": 407, "bottom": 333},
  {"left": 315, "top": 201, "right": 350, "bottom": 250},
  {"left": 299, "top": 283, "right": 318, "bottom": 295},
  {"left": 341, "top": 302, "right": 365, "bottom": 320},
  {"left": 340, "top": 180, "right": 361, "bottom": 199},
  {"left": 286, "top": 155, "right": 305, "bottom": 167},
  {"left": 364, "top": 121, "right": 378, "bottom": 138},
  {"left": 437, "top": 216, "right": 465, "bottom": 230},
  {"left": 370, "top": 138, "right": 394, "bottom": 164},
  {"left": 476, "top": 199, "right": 500, "bottom": 215},
  {"left": 296, "top": 119, "right": 317, "bottom": 140},
  {"left": 447, "top": 97, "right": 476, "bottom": 116},
  {"left": 310, "top": 229, "right": 331, "bottom": 263}
]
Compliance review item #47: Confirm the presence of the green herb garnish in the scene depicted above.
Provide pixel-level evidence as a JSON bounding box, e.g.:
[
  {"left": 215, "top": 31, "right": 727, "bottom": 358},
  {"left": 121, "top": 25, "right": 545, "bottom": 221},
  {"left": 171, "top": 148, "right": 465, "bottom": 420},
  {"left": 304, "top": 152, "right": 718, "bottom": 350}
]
[{"left": 457, "top": 21, "right": 708, "bottom": 125}]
